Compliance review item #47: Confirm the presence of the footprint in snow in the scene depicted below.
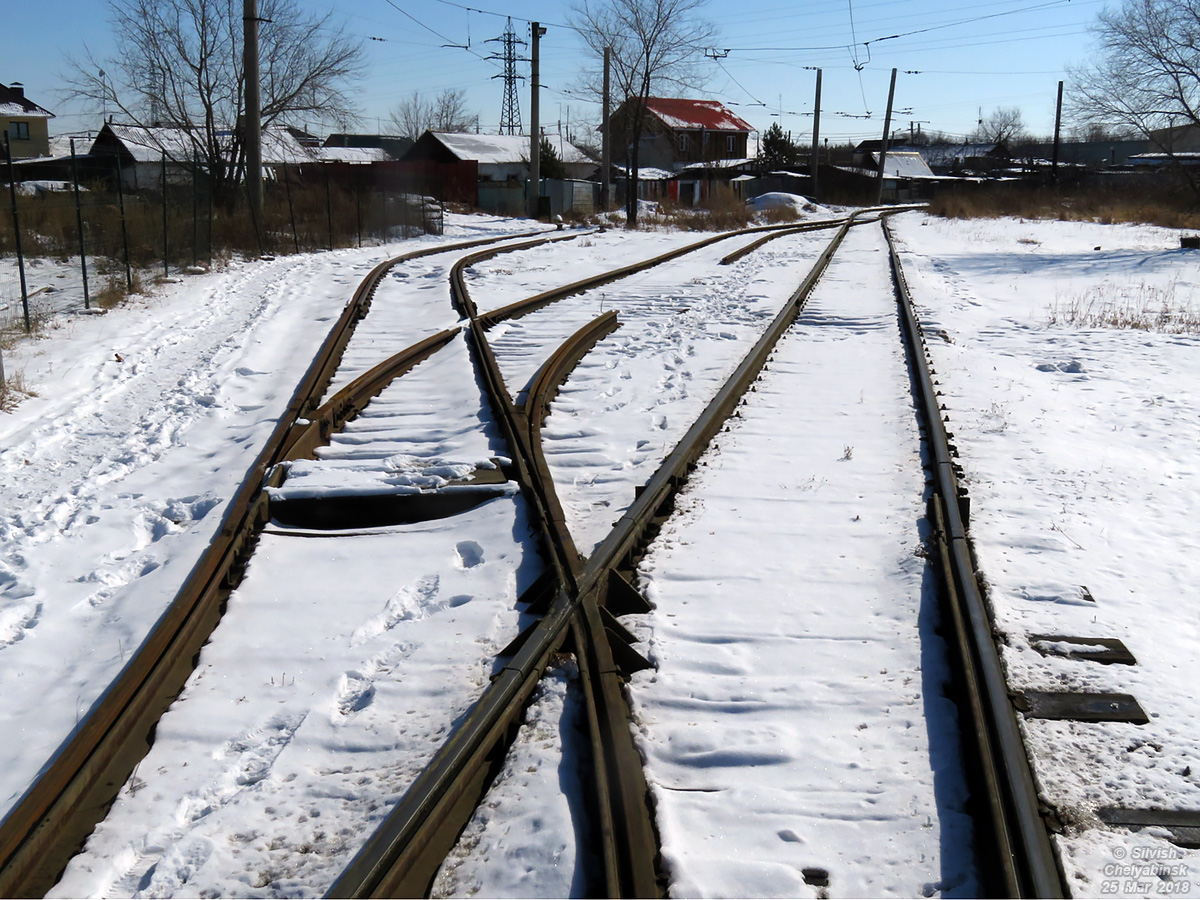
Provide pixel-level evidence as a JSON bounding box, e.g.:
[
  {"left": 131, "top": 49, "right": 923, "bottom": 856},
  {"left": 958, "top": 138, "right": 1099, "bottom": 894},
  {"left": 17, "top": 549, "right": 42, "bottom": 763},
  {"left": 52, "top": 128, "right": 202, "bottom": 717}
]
[
  {"left": 1036, "top": 360, "right": 1086, "bottom": 374},
  {"left": 455, "top": 541, "right": 484, "bottom": 568},
  {"left": 350, "top": 575, "right": 441, "bottom": 646},
  {"left": 336, "top": 672, "right": 377, "bottom": 716},
  {"left": 0, "top": 599, "right": 42, "bottom": 650}
]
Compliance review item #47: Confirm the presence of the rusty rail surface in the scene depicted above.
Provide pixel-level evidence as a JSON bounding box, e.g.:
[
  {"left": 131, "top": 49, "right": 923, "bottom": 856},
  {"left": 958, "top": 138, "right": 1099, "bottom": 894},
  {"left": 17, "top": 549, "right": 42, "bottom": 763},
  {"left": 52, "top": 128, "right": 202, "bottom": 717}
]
[
  {"left": 0, "top": 229, "right": 554, "bottom": 899},
  {"left": 882, "top": 219, "right": 1064, "bottom": 897},
  {"left": 450, "top": 231, "right": 586, "bottom": 319},
  {"left": 328, "top": 213, "right": 869, "bottom": 899},
  {"left": 475, "top": 217, "right": 848, "bottom": 329}
]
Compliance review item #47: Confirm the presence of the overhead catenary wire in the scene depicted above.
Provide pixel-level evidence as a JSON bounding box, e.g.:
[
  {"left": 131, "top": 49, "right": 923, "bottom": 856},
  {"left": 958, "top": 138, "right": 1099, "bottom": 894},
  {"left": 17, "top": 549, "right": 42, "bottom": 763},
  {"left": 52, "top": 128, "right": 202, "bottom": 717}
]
[{"left": 710, "top": 0, "right": 1082, "bottom": 54}]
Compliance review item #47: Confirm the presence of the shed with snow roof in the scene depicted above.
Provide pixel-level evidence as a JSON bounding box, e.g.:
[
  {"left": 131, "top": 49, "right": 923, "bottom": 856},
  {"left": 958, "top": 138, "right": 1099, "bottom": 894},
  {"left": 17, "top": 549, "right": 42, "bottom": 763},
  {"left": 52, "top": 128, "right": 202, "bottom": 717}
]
[
  {"left": 88, "top": 123, "right": 203, "bottom": 190},
  {"left": 403, "top": 131, "right": 594, "bottom": 182}
]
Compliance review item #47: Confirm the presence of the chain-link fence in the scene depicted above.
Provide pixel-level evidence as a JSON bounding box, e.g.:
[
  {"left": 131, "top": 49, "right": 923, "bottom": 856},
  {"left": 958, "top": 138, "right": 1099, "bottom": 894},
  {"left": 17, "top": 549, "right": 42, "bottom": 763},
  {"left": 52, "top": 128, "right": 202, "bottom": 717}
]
[{"left": 2, "top": 156, "right": 445, "bottom": 337}]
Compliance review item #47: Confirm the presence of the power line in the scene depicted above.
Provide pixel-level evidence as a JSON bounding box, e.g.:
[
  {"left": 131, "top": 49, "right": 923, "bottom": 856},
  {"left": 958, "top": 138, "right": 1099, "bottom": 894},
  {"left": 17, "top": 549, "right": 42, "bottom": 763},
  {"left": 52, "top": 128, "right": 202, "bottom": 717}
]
[
  {"left": 711, "top": 0, "right": 1079, "bottom": 53},
  {"left": 430, "top": 0, "right": 574, "bottom": 32}
]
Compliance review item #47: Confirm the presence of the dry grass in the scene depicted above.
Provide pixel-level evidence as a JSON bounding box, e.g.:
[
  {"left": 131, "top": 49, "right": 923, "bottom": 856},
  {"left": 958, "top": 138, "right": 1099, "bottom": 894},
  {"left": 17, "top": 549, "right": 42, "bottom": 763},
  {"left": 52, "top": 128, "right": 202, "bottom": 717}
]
[
  {"left": 93, "top": 270, "right": 145, "bottom": 309},
  {"left": 1047, "top": 279, "right": 1200, "bottom": 332},
  {"left": 634, "top": 185, "right": 754, "bottom": 231},
  {"left": 0, "top": 367, "right": 33, "bottom": 411},
  {"left": 928, "top": 181, "right": 1200, "bottom": 230},
  {"left": 760, "top": 205, "right": 804, "bottom": 224}
]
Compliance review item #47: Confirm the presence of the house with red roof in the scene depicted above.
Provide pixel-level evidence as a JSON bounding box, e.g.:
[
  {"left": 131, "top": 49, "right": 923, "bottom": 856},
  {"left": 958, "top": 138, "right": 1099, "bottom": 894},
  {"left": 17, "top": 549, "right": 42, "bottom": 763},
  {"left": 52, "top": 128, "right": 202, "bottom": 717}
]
[{"left": 610, "top": 97, "right": 755, "bottom": 171}]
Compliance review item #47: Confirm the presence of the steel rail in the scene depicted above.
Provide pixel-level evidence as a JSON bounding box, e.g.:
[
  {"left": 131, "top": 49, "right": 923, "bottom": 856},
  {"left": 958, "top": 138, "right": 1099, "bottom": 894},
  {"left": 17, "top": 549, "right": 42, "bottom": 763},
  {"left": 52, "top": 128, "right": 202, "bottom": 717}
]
[
  {"left": 474, "top": 217, "right": 849, "bottom": 329},
  {"left": 450, "top": 231, "right": 587, "bottom": 320},
  {"left": 518, "top": 311, "right": 661, "bottom": 897},
  {"left": 279, "top": 327, "right": 462, "bottom": 463},
  {"left": 330, "top": 212, "right": 870, "bottom": 899},
  {"left": 299, "top": 230, "right": 554, "bottom": 414},
  {"left": 0, "top": 229, "right": 552, "bottom": 899},
  {"left": 584, "top": 211, "right": 860, "bottom": 586},
  {"left": 882, "top": 219, "right": 1064, "bottom": 897},
  {"left": 717, "top": 217, "right": 853, "bottom": 265}
]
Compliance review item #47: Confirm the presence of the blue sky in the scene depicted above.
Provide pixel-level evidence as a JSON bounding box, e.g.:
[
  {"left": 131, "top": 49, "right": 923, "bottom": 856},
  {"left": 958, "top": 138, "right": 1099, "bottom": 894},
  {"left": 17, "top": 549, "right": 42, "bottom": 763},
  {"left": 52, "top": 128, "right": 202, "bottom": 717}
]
[{"left": 5, "top": 0, "right": 1110, "bottom": 145}]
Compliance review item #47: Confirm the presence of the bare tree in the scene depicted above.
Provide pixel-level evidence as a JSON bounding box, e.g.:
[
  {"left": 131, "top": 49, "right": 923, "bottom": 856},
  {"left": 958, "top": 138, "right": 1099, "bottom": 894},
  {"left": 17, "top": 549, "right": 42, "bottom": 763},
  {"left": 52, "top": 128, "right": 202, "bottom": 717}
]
[
  {"left": 971, "top": 106, "right": 1027, "bottom": 144},
  {"left": 389, "top": 88, "right": 479, "bottom": 140},
  {"left": 1068, "top": 0, "right": 1200, "bottom": 196},
  {"left": 65, "top": 0, "right": 363, "bottom": 206},
  {"left": 572, "top": 0, "right": 716, "bottom": 225}
]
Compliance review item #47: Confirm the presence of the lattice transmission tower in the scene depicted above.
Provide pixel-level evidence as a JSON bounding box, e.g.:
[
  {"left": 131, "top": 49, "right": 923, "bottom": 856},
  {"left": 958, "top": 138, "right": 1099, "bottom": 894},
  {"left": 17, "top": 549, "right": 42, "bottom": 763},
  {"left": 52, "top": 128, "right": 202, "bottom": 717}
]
[{"left": 486, "top": 18, "right": 526, "bottom": 134}]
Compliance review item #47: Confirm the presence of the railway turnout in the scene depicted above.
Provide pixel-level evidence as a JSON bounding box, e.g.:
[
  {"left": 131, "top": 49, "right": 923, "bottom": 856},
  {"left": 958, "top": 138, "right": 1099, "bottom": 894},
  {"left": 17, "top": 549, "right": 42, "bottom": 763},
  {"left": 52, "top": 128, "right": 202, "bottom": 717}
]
[{"left": 4, "top": 209, "right": 1156, "bottom": 899}]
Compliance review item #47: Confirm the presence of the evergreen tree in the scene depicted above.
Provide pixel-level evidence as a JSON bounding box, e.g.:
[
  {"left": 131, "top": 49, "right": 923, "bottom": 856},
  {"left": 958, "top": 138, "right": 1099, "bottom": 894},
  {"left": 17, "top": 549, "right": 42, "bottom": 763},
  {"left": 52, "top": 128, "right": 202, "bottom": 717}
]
[
  {"left": 761, "top": 122, "right": 800, "bottom": 169},
  {"left": 539, "top": 135, "right": 567, "bottom": 180}
]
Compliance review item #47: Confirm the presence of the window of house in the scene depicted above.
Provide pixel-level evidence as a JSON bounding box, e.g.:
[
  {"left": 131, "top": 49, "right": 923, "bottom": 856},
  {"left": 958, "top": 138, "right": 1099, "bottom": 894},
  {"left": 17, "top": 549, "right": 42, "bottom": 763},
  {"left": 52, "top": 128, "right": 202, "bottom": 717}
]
[
  {"left": 9, "top": 121, "right": 30, "bottom": 141},
  {"left": 678, "top": 133, "right": 690, "bottom": 154},
  {"left": 726, "top": 134, "right": 736, "bottom": 154}
]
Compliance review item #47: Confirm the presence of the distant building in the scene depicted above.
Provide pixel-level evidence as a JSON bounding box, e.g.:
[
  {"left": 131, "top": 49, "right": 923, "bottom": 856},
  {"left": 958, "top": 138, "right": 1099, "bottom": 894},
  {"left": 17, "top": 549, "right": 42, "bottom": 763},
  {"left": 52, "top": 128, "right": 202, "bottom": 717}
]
[
  {"left": 610, "top": 98, "right": 755, "bottom": 171},
  {"left": 324, "top": 133, "right": 413, "bottom": 160},
  {"left": 1, "top": 82, "right": 55, "bottom": 159},
  {"left": 88, "top": 123, "right": 199, "bottom": 189},
  {"left": 403, "top": 131, "right": 594, "bottom": 181}
]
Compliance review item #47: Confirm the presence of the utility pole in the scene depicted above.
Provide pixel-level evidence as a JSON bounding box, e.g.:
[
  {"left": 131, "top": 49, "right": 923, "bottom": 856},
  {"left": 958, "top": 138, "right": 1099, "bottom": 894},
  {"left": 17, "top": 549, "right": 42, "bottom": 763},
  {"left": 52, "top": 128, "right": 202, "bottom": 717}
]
[
  {"left": 243, "top": 0, "right": 262, "bottom": 223},
  {"left": 810, "top": 68, "right": 822, "bottom": 201},
  {"left": 601, "top": 46, "right": 611, "bottom": 211},
  {"left": 1052, "top": 80, "right": 1064, "bottom": 180},
  {"left": 528, "top": 21, "right": 546, "bottom": 219},
  {"left": 875, "top": 68, "right": 898, "bottom": 205},
  {"left": 487, "top": 17, "right": 525, "bottom": 135}
]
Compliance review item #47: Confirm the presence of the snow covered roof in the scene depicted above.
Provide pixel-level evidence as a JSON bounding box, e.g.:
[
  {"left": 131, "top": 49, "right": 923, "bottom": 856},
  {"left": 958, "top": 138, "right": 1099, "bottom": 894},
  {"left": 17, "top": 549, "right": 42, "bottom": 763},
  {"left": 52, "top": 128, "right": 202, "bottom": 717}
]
[
  {"left": 430, "top": 132, "right": 592, "bottom": 165},
  {"left": 98, "top": 124, "right": 202, "bottom": 162},
  {"left": 614, "top": 165, "right": 675, "bottom": 180},
  {"left": 1129, "top": 151, "right": 1200, "bottom": 164},
  {"left": 676, "top": 157, "right": 757, "bottom": 173},
  {"left": 873, "top": 151, "right": 936, "bottom": 179},
  {"left": 643, "top": 98, "right": 753, "bottom": 133},
  {"left": 0, "top": 83, "right": 54, "bottom": 119},
  {"left": 919, "top": 142, "right": 1004, "bottom": 166},
  {"left": 47, "top": 134, "right": 97, "bottom": 158},
  {"left": 311, "top": 146, "right": 391, "bottom": 164},
  {"left": 92, "top": 124, "right": 358, "bottom": 166},
  {"left": 261, "top": 127, "right": 315, "bottom": 165}
]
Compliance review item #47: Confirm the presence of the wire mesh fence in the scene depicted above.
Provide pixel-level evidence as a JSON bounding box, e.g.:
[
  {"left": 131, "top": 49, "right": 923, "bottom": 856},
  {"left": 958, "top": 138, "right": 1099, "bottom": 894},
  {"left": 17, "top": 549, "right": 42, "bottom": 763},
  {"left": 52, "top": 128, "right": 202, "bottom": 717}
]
[{"left": 2, "top": 157, "right": 444, "bottom": 338}]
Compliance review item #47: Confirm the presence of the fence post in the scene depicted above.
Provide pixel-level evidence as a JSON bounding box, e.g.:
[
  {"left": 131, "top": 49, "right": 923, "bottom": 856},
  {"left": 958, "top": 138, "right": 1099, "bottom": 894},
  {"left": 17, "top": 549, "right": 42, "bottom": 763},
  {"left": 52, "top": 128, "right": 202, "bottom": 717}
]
[
  {"left": 70, "top": 139, "right": 91, "bottom": 310},
  {"left": 355, "top": 177, "right": 362, "bottom": 248},
  {"left": 207, "top": 175, "right": 213, "bottom": 265},
  {"left": 325, "top": 167, "right": 333, "bottom": 252},
  {"left": 284, "top": 170, "right": 298, "bottom": 253},
  {"left": 162, "top": 149, "right": 169, "bottom": 278},
  {"left": 192, "top": 149, "right": 199, "bottom": 268},
  {"left": 114, "top": 154, "right": 133, "bottom": 291},
  {"left": 3, "top": 134, "right": 31, "bottom": 332}
]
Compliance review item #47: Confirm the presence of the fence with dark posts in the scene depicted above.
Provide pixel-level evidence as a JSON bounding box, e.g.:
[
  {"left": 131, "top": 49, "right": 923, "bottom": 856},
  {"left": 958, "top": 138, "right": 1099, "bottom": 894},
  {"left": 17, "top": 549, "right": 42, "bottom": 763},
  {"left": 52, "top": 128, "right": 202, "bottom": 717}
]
[{"left": 1, "top": 154, "right": 447, "bottom": 334}]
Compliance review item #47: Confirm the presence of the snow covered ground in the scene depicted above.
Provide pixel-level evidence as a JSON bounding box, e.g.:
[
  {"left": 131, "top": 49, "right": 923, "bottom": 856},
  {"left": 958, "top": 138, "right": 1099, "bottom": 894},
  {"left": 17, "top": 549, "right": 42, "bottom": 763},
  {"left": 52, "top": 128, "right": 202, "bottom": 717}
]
[
  {"left": 625, "top": 222, "right": 977, "bottom": 897},
  {"left": 891, "top": 212, "right": 1200, "bottom": 898},
  {"left": 3, "top": 207, "right": 1200, "bottom": 898},
  {"left": 0, "top": 214, "right": 534, "bottom": 823}
]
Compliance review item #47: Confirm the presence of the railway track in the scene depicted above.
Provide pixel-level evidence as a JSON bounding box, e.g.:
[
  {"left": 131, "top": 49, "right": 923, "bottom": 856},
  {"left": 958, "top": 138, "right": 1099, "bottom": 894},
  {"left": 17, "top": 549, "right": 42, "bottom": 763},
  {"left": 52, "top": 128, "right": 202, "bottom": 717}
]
[{"left": 0, "top": 209, "right": 1076, "bottom": 898}]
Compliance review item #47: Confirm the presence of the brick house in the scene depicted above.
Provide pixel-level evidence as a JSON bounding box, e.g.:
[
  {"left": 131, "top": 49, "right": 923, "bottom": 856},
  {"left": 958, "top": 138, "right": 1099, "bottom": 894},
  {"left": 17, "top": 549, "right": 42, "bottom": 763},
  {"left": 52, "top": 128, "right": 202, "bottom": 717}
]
[
  {"left": 1, "top": 82, "right": 54, "bottom": 159},
  {"left": 610, "top": 97, "right": 755, "bottom": 171}
]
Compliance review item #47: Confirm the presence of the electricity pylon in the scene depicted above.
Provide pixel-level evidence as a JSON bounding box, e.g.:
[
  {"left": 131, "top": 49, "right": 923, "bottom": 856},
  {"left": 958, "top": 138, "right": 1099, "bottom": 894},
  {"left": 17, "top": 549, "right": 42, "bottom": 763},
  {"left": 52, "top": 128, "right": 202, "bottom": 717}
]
[{"left": 486, "top": 17, "right": 526, "bottom": 135}]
